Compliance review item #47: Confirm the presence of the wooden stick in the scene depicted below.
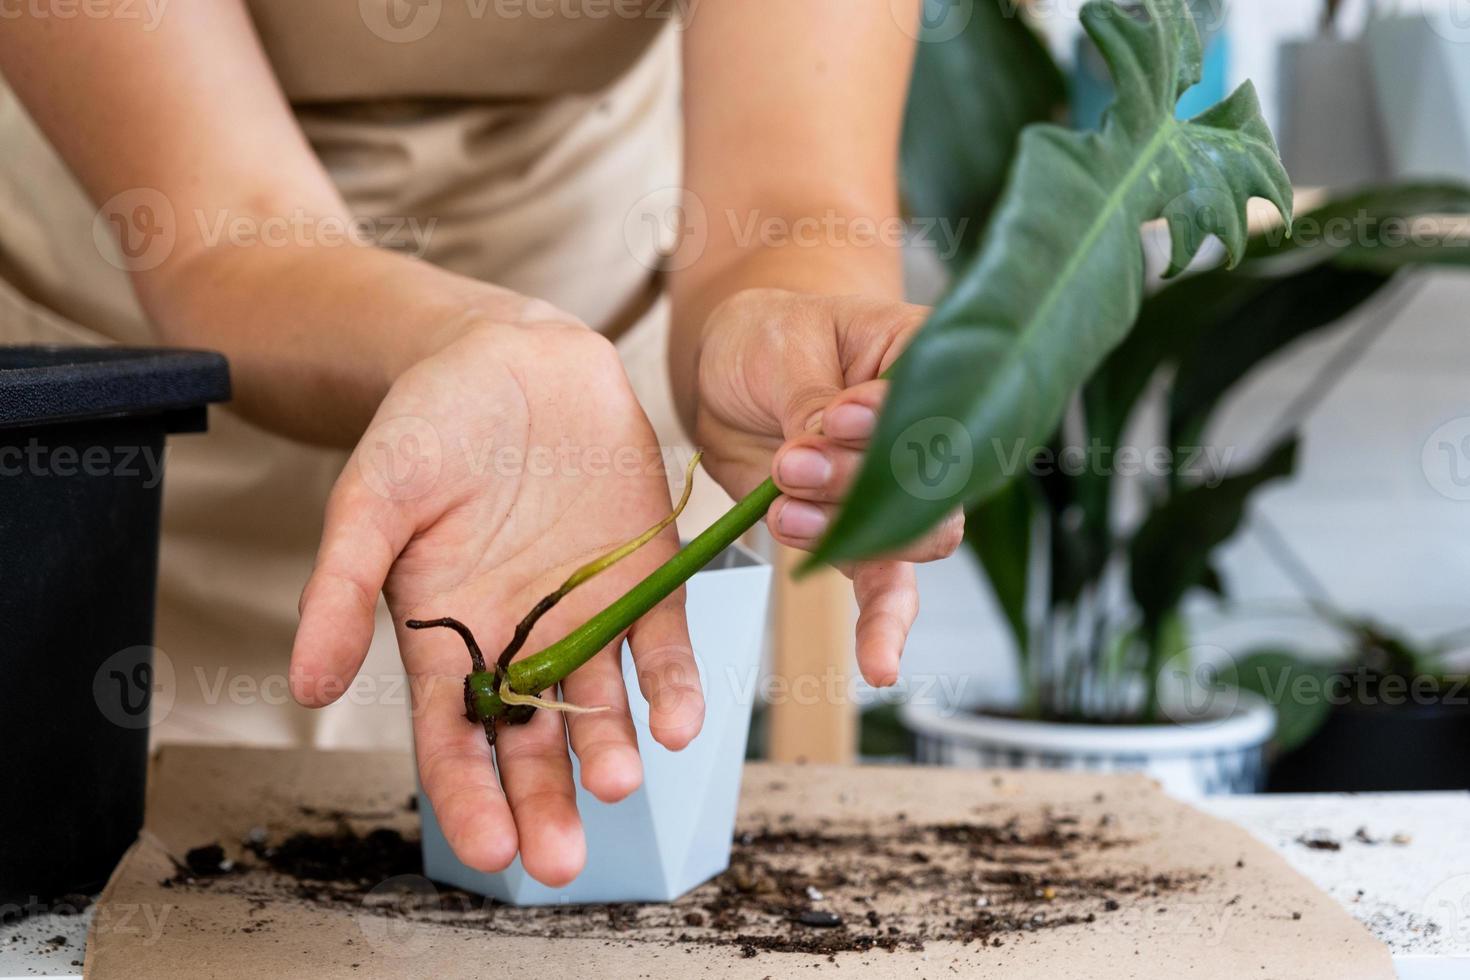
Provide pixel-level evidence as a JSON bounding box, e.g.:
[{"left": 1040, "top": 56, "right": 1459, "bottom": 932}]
[{"left": 766, "top": 545, "right": 856, "bottom": 764}]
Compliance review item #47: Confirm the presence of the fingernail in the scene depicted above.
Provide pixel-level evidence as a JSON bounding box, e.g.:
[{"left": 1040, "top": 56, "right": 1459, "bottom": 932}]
[
  {"left": 777, "top": 447, "right": 831, "bottom": 489},
  {"left": 824, "top": 404, "right": 877, "bottom": 440},
  {"left": 777, "top": 499, "right": 828, "bottom": 539}
]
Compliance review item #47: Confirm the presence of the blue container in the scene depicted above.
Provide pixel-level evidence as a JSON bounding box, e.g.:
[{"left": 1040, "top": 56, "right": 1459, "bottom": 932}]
[{"left": 418, "top": 544, "right": 771, "bottom": 904}]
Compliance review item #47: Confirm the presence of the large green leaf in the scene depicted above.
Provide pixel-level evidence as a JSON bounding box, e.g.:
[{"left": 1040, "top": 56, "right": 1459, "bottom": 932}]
[
  {"left": 1166, "top": 264, "right": 1389, "bottom": 449},
  {"left": 814, "top": 0, "right": 1292, "bottom": 565},
  {"left": 963, "top": 478, "right": 1033, "bottom": 657},
  {"left": 1082, "top": 181, "right": 1470, "bottom": 546},
  {"left": 1220, "top": 649, "right": 1334, "bottom": 752},
  {"left": 1166, "top": 183, "right": 1470, "bottom": 448},
  {"left": 901, "top": 0, "right": 1066, "bottom": 270},
  {"left": 1128, "top": 437, "right": 1297, "bottom": 632}
]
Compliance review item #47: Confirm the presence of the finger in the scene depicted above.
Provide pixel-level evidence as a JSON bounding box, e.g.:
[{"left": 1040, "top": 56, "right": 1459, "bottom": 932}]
[
  {"left": 810, "top": 379, "right": 886, "bottom": 447},
  {"left": 629, "top": 590, "right": 704, "bottom": 751},
  {"left": 772, "top": 438, "right": 867, "bottom": 505},
  {"left": 495, "top": 706, "right": 587, "bottom": 887},
  {"left": 291, "top": 468, "right": 413, "bottom": 707},
  {"left": 768, "top": 497, "right": 965, "bottom": 563},
  {"left": 852, "top": 560, "right": 919, "bottom": 687},
  {"left": 410, "top": 663, "right": 519, "bottom": 873},
  {"left": 560, "top": 646, "right": 643, "bottom": 803},
  {"left": 771, "top": 310, "right": 845, "bottom": 438}
]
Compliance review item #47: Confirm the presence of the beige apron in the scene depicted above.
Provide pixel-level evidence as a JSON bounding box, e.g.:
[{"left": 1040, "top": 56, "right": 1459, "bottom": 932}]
[{"left": 0, "top": 9, "right": 716, "bottom": 751}]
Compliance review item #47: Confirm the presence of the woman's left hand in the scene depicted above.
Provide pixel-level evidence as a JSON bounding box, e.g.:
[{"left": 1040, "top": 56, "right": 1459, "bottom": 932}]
[{"left": 691, "top": 287, "right": 965, "bottom": 688}]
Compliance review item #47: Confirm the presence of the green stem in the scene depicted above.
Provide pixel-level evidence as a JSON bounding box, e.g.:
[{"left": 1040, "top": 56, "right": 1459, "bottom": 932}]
[{"left": 505, "top": 477, "right": 781, "bottom": 695}]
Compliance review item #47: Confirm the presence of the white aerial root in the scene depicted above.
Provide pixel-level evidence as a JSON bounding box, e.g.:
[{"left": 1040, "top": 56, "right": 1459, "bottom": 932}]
[{"left": 498, "top": 681, "right": 610, "bottom": 715}]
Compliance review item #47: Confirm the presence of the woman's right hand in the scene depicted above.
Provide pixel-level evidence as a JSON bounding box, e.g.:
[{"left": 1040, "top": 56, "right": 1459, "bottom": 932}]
[{"left": 288, "top": 312, "right": 704, "bottom": 887}]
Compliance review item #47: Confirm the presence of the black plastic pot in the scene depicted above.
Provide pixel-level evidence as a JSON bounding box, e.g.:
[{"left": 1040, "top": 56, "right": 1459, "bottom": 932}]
[
  {"left": 1266, "top": 681, "right": 1470, "bottom": 792},
  {"left": 0, "top": 346, "right": 229, "bottom": 907}
]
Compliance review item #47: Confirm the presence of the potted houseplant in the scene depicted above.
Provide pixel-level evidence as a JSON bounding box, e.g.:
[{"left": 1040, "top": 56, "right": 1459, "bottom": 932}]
[
  {"left": 0, "top": 345, "right": 229, "bottom": 905},
  {"left": 883, "top": 0, "right": 1470, "bottom": 796},
  {"left": 900, "top": 181, "right": 1470, "bottom": 795},
  {"left": 1227, "top": 612, "right": 1470, "bottom": 792},
  {"left": 893, "top": 179, "right": 1470, "bottom": 793},
  {"left": 414, "top": 0, "right": 1302, "bottom": 898}
]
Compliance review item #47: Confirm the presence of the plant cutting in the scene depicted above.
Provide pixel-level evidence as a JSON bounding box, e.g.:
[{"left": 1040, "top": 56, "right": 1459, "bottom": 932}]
[{"left": 406, "top": 0, "right": 1295, "bottom": 748}]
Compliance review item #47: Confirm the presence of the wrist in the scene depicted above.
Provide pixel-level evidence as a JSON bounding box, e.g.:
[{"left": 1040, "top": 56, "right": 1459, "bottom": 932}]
[{"left": 671, "top": 245, "right": 903, "bottom": 430}]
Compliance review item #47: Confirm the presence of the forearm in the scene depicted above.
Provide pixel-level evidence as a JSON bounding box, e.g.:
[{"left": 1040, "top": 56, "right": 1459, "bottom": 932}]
[
  {"left": 142, "top": 240, "right": 526, "bottom": 446},
  {"left": 0, "top": 1, "right": 528, "bottom": 447},
  {"left": 669, "top": 0, "right": 918, "bottom": 435}
]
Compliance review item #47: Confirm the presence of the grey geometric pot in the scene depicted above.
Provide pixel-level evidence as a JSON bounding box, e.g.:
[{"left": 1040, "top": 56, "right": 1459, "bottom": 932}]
[
  {"left": 418, "top": 545, "right": 771, "bottom": 905},
  {"left": 1276, "top": 37, "right": 1388, "bottom": 189}
]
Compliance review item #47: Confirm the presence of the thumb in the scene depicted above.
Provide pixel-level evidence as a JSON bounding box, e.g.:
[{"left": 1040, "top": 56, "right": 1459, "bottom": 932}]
[
  {"left": 290, "top": 435, "right": 421, "bottom": 708},
  {"left": 775, "top": 341, "right": 845, "bottom": 440}
]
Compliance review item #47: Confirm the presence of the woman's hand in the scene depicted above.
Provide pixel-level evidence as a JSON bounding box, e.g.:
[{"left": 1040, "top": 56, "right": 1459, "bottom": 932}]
[
  {"left": 692, "top": 288, "right": 965, "bottom": 687},
  {"left": 289, "top": 315, "right": 702, "bottom": 887}
]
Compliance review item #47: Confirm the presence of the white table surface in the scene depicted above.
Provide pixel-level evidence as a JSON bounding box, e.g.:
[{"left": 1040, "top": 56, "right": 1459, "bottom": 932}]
[
  {"left": 5, "top": 792, "right": 1467, "bottom": 979},
  {"left": 1198, "top": 792, "right": 1470, "bottom": 979}
]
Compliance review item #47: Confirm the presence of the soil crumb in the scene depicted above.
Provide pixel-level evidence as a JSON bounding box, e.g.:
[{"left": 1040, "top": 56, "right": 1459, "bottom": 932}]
[
  {"left": 158, "top": 805, "right": 1209, "bottom": 958},
  {"left": 1296, "top": 834, "right": 1343, "bottom": 852}
]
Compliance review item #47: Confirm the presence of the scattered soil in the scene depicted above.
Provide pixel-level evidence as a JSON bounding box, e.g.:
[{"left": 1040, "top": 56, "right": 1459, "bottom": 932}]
[
  {"left": 1296, "top": 834, "right": 1343, "bottom": 852},
  {"left": 157, "top": 798, "right": 1211, "bottom": 959},
  {"left": 1295, "top": 827, "right": 1412, "bottom": 853},
  {"left": 0, "top": 892, "right": 94, "bottom": 961}
]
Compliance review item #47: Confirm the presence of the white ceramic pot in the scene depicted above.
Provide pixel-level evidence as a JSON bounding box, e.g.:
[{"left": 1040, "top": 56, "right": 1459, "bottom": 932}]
[
  {"left": 901, "top": 692, "right": 1275, "bottom": 798},
  {"left": 418, "top": 544, "right": 771, "bottom": 905}
]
